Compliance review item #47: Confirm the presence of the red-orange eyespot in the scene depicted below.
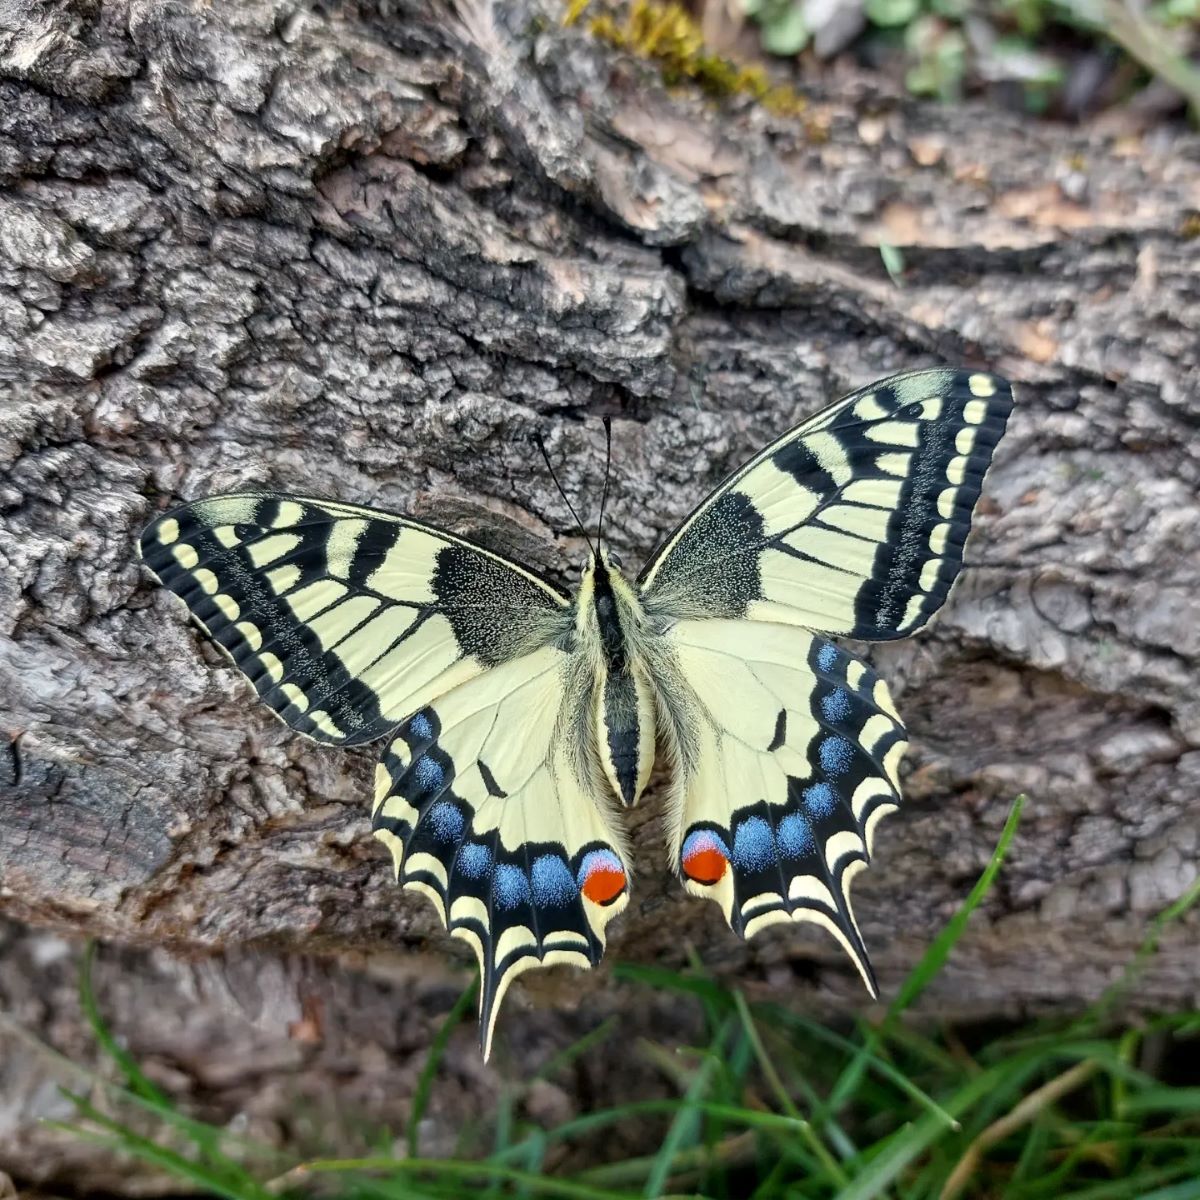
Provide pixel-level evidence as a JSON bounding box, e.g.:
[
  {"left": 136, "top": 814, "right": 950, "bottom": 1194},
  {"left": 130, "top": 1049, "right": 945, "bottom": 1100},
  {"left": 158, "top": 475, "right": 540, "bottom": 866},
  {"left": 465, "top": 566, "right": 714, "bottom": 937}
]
[
  {"left": 578, "top": 849, "right": 627, "bottom": 905},
  {"left": 681, "top": 830, "right": 730, "bottom": 885}
]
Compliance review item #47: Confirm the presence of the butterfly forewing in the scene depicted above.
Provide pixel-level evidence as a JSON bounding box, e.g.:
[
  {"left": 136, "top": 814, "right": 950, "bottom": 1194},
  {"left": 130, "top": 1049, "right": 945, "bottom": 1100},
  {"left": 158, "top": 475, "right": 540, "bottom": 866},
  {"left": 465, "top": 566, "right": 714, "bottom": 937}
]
[
  {"left": 639, "top": 369, "right": 1013, "bottom": 639},
  {"left": 140, "top": 493, "right": 569, "bottom": 745},
  {"left": 370, "top": 645, "right": 630, "bottom": 1059}
]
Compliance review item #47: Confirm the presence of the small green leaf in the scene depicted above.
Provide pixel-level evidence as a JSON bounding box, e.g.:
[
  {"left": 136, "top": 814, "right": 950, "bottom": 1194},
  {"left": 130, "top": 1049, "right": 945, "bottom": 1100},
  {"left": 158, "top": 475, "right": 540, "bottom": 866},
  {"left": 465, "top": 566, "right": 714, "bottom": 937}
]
[
  {"left": 762, "top": 3, "right": 810, "bottom": 55},
  {"left": 1165, "top": 0, "right": 1200, "bottom": 19},
  {"left": 906, "top": 61, "right": 939, "bottom": 96},
  {"left": 1004, "top": 0, "right": 1049, "bottom": 38},
  {"left": 866, "top": 0, "right": 921, "bottom": 28},
  {"left": 406, "top": 976, "right": 478, "bottom": 1158},
  {"left": 989, "top": 36, "right": 1066, "bottom": 85},
  {"left": 879, "top": 240, "right": 905, "bottom": 285}
]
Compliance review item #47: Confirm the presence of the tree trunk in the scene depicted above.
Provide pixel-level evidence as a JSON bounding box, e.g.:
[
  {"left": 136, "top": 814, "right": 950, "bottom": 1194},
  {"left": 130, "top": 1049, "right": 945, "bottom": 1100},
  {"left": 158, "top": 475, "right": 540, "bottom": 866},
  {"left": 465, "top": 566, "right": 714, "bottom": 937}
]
[{"left": 2, "top": 0, "right": 1199, "bottom": 1185}]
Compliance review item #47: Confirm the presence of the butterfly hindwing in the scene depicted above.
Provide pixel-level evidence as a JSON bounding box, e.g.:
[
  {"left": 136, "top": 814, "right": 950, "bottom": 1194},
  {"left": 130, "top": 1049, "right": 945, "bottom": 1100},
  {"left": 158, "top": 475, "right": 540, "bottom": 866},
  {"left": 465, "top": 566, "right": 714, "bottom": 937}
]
[
  {"left": 140, "top": 493, "right": 569, "bottom": 746},
  {"left": 660, "top": 619, "right": 905, "bottom": 987},
  {"left": 639, "top": 369, "right": 1013, "bottom": 639},
  {"left": 370, "top": 644, "right": 630, "bottom": 1059}
]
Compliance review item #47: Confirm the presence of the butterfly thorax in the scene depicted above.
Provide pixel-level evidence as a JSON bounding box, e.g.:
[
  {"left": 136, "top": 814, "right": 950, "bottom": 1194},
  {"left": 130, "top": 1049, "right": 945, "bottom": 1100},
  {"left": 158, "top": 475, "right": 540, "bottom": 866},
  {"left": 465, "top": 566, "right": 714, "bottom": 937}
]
[
  {"left": 576, "top": 551, "right": 657, "bottom": 809},
  {"left": 591, "top": 563, "right": 628, "bottom": 673}
]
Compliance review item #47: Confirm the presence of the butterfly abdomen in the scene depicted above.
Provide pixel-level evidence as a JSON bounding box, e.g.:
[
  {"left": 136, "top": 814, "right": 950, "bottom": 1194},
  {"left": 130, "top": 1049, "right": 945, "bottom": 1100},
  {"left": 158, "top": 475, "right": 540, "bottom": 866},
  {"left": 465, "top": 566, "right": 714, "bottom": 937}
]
[
  {"left": 596, "top": 665, "right": 655, "bottom": 806},
  {"left": 577, "top": 555, "right": 656, "bottom": 807}
]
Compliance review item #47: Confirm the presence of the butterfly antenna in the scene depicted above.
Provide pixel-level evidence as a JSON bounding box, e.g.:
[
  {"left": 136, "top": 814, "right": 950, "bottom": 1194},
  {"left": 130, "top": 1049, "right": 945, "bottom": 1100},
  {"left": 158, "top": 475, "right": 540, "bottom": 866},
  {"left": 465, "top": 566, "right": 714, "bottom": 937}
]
[
  {"left": 597, "top": 416, "right": 613, "bottom": 555},
  {"left": 533, "top": 430, "right": 596, "bottom": 556}
]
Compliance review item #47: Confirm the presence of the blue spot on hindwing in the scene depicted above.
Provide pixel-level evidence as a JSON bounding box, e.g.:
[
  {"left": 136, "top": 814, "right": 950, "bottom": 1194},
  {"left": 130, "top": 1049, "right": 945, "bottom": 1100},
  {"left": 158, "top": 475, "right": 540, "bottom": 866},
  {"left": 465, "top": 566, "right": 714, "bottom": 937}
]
[
  {"left": 821, "top": 687, "right": 851, "bottom": 723},
  {"left": 803, "top": 782, "right": 837, "bottom": 819},
  {"left": 681, "top": 828, "right": 729, "bottom": 862},
  {"left": 819, "top": 735, "right": 854, "bottom": 776},
  {"left": 576, "top": 848, "right": 625, "bottom": 888},
  {"left": 408, "top": 712, "right": 433, "bottom": 740},
  {"left": 816, "top": 643, "right": 838, "bottom": 673},
  {"left": 426, "top": 800, "right": 463, "bottom": 843},
  {"left": 777, "top": 812, "right": 815, "bottom": 857},
  {"left": 492, "top": 864, "right": 531, "bottom": 911},
  {"left": 732, "top": 816, "right": 776, "bottom": 872},
  {"left": 455, "top": 842, "right": 492, "bottom": 879},
  {"left": 413, "top": 755, "right": 445, "bottom": 793},
  {"left": 680, "top": 828, "right": 731, "bottom": 884},
  {"left": 530, "top": 854, "right": 578, "bottom": 908}
]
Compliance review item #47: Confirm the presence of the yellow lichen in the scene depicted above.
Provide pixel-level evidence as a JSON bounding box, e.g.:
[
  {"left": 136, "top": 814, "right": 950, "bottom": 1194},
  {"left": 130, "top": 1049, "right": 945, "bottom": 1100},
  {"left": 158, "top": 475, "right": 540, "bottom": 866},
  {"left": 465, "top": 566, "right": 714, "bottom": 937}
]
[{"left": 564, "top": 0, "right": 808, "bottom": 120}]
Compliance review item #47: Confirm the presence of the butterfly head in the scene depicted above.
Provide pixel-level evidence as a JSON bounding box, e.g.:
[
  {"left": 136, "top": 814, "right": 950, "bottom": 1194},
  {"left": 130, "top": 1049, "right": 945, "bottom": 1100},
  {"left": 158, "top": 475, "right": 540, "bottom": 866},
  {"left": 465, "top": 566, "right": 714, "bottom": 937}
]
[{"left": 592, "top": 544, "right": 624, "bottom": 575}]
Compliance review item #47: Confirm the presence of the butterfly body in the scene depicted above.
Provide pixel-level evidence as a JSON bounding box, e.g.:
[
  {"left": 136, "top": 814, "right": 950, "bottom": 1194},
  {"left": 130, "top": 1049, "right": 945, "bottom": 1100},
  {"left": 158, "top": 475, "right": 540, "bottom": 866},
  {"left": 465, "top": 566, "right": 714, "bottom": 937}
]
[
  {"left": 572, "top": 551, "right": 657, "bottom": 809},
  {"left": 140, "top": 367, "right": 1014, "bottom": 1058}
]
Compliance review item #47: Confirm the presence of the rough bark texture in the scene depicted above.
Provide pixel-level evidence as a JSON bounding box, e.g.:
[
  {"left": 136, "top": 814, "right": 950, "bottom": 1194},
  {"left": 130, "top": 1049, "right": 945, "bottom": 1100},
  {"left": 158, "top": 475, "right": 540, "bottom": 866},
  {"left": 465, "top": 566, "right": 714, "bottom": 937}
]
[{"left": 2, "top": 0, "right": 1199, "bottom": 1185}]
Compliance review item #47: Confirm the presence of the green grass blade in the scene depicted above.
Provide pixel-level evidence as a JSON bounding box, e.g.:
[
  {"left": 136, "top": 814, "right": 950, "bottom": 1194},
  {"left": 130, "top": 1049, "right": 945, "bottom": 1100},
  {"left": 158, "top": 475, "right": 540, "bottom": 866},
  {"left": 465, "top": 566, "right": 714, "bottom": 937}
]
[
  {"left": 1085, "top": 875, "right": 1200, "bottom": 1024},
  {"left": 642, "top": 1021, "right": 730, "bottom": 1198},
  {"left": 532, "top": 1016, "right": 620, "bottom": 1084},
  {"left": 1052, "top": 1164, "right": 1200, "bottom": 1200},
  {"left": 612, "top": 963, "right": 733, "bottom": 1010},
  {"left": 583, "top": 1130, "right": 759, "bottom": 1189},
  {"left": 76, "top": 942, "right": 277, "bottom": 1164},
  {"left": 1135, "top": 1181, "right": 1200, "bottom": 1200},
  {"left": 350, "top": 1180, "right": 457, "bottom": 1200},
  {"left": 762, "top": 1005, "right": 959, "bottom": 1131},
  {"left": 830, "top": 795, "right": 1025, "bottom": 1113},
  {"left": 490, "top": 1096, "right": 827, "bottom": 1172},
  {"left": 834, "top": 1064, "right": 1011, "bottom": 1200},
  {"left": 487, "top": 1087, "right": 517, "bottom": 1195},
  {"left": 407, "top": 976, "right": 478, "bottom": 1158},
  {"left": 56, "top": 1091, "right": 273, "bottom": 1200},
  {"left": 889, "top": 794, "right": 1025, "bottom": 1019},
  {"left": 879, "top": 240, "right": 906, "bottom": 286},
  {"left": 1119, "top": 1086, "right": 1200, "bottom": 1115},
  {"left": 286, "top": 1156, "right": 640, "bottom": 1199},
  {"left": 732, "top": 990, "right": 849, "bottom": 1186},
  {"left": 79, "top": 941, "right": 173, "bottom": 1110}
]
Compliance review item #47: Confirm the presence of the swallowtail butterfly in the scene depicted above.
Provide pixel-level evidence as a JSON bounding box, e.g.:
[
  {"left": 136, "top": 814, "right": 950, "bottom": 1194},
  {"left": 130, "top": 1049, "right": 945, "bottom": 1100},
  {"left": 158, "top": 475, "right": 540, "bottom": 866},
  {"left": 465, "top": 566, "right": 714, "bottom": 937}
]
[{"left": 140, "top": 368, "right": 1013, "bottom": 1058}]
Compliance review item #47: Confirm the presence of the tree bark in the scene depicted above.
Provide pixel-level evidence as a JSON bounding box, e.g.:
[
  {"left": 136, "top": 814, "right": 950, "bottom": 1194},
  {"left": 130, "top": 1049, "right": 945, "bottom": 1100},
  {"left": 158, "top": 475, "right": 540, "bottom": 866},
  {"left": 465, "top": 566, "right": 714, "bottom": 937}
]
[{"left": 2, "top": 0, "right": 1199, "bottom": 1184}]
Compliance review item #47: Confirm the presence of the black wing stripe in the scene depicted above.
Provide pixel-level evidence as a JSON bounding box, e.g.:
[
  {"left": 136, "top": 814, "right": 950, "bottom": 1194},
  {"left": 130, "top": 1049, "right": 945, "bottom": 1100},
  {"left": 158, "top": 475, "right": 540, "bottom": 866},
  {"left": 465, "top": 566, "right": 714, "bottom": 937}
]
[
  {"left": 640, "top": 369, "right": 1013, "bottom": 641},
  {"left": 140, "top": 492, "right": 570, "bottom": 745}
]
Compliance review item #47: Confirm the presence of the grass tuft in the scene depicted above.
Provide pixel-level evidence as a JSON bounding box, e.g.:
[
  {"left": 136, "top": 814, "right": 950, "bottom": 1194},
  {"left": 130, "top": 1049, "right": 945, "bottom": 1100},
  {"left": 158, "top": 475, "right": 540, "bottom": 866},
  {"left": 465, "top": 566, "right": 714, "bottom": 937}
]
[{"left": 48, "top": 794, "right": 1200, "bottom": 1199}]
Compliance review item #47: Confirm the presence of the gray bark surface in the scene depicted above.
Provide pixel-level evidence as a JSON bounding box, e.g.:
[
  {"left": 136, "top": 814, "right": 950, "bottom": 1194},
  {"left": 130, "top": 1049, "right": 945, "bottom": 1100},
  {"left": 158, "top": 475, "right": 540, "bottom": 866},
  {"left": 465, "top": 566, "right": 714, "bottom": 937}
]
[{"left": 2, "top": 0, "right": 1199, "bottom": 1184}]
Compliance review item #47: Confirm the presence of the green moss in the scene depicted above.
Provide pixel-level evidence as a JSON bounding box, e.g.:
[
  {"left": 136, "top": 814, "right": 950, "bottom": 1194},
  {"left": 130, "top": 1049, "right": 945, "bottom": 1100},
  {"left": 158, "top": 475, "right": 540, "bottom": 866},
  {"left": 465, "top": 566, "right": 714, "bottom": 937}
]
[{"left": 563, "top": 0, "right": 811, "bottom": 119}]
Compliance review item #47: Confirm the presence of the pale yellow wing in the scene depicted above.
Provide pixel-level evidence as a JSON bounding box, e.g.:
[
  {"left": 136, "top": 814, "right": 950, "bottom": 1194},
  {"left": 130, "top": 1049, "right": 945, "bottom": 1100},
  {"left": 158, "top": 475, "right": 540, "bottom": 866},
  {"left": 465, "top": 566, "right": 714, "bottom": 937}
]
[
  {"left": 371, "top": 644, "right": 630, "bottom": 1059},
  {"left": 140, "top": 493, "right": 569, "bottom": 745}
]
